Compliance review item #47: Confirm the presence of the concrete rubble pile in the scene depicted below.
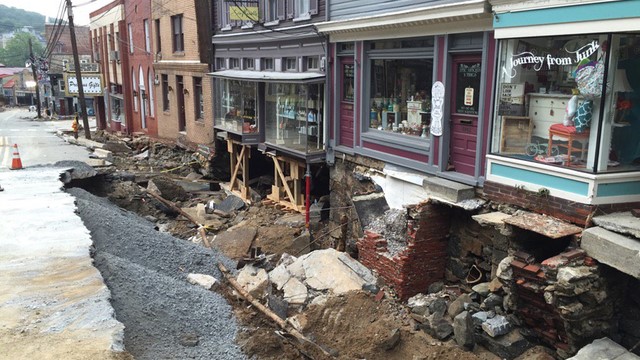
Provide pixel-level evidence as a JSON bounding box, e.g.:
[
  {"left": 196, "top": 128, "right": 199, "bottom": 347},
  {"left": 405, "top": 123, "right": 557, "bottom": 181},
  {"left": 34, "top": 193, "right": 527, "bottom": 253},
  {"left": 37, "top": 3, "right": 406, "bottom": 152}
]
[{"left": 235, "top": 248, "right": 378, "bottom": 312}]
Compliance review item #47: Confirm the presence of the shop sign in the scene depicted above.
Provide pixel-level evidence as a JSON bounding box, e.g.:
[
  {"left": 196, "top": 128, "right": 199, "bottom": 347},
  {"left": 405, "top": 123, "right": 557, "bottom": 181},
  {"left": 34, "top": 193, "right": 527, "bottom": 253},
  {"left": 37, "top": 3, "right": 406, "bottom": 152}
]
[
  {"left": 498, "top": 83, "right": 525, "bottom": 116},
  {"left": 503, "top": 40, "right": 599, "bottom": 79},
  {"left": 230, "top": 6, "right": 259, "bottom": 21},
  {"left": 65, "top": 74, "right": 103, "bottom": 96},
  {"left": 430, "top": 81, "right": 445, "bottom": 137}
]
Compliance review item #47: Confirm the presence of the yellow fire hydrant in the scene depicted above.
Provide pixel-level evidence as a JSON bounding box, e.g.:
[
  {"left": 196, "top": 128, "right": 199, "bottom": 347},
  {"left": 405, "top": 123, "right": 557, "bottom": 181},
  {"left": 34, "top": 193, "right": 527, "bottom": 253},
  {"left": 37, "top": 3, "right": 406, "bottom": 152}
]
[{"left": 72, "top": 114, "right": 79, "bottom": 139}]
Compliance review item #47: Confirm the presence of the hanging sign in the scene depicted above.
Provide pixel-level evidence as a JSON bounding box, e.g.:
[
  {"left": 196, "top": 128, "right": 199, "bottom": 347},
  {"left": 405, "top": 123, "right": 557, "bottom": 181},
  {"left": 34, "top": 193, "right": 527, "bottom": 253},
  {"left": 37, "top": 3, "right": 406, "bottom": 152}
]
[
  {"left": 430, "top": 81, "right": 445, "bottom": 137},
  {"left": 464, "top": 87, "right": 474, "bottom": 106},
  {"left": 65, "top": 74, "right": 103, "bottom": 96}
]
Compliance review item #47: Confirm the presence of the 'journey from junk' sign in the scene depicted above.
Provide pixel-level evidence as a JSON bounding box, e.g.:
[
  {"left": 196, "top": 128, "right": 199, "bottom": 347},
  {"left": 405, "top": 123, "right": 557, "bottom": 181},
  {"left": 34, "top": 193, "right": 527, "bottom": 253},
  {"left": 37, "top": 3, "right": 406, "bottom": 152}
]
[
  {"left": 502, "top": 40, "right": 599, "bottom": 79},
  {"left": 66, "top": 75, "right": 103, "bottom": 95}
]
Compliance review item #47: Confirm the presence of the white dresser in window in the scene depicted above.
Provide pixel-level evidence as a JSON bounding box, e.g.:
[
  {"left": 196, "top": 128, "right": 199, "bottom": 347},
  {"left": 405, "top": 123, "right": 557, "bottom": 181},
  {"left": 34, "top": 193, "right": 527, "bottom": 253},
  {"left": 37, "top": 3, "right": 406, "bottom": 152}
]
[{"left": 527, "top": 93, "right": 573, "bottom": 139}]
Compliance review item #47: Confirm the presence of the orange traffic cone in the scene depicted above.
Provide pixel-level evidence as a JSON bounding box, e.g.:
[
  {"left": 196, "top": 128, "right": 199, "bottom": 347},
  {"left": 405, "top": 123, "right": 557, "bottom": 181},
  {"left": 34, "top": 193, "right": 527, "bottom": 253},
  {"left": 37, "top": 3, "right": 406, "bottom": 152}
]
[{"left": 10, "top": 144, "right": 23, "bottom": 170}]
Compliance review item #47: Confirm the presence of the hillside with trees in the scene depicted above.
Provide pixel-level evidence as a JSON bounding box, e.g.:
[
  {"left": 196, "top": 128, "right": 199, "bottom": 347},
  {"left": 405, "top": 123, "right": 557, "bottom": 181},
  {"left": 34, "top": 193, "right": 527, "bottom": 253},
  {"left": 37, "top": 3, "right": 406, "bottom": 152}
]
[{"left": 0, "top": 5, "right": 46, "bottom": 35}]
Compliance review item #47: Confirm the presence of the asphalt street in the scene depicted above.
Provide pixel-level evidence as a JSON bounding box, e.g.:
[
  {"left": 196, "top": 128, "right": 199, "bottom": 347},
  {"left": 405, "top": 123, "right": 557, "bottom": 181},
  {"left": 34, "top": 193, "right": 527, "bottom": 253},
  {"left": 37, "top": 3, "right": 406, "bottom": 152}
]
[{"left": 0, "top": 108, "right": 125, "bottom": 359}]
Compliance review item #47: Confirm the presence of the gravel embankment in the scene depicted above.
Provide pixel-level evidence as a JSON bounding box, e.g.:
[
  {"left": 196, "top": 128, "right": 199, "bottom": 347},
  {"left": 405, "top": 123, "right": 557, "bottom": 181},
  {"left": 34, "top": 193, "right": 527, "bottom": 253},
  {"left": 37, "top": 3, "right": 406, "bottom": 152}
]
[{"left": 68, "top": 187, "right": 244, "bottom": 360}]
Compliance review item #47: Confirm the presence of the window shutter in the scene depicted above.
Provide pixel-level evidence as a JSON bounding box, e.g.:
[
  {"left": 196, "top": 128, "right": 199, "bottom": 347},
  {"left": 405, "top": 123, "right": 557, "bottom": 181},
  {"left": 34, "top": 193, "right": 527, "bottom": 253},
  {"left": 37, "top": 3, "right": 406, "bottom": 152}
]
[
  {"left": 277, "top": 0, "right": 285, "bottom": 20},
  {"left": 286, "top": 0, "right": 294, "bottom": 19},
  {"left": 310, "top": 0, "right": 318, "bottom": 15}
]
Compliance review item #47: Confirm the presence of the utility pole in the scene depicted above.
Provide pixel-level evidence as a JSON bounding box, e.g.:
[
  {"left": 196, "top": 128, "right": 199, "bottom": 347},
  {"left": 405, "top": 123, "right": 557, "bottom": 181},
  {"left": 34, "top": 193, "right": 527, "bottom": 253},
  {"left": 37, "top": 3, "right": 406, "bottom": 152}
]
[
  {"left": 66, "top": 0, "right": 91, "bottom": 139},
  {"left": 28, "top": 38, "right": 42, "bottom": 119}
]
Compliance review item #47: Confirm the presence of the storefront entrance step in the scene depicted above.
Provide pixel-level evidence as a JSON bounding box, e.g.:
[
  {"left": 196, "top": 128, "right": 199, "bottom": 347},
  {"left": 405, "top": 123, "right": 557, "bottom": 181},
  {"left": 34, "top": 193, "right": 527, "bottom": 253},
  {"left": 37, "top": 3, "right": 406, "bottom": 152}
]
[
  {"left": 423, "top": 177, "right": 475, "bottom": 203},
  {"left": 582, "top": 226, "right": 640, "bottom": 279}
]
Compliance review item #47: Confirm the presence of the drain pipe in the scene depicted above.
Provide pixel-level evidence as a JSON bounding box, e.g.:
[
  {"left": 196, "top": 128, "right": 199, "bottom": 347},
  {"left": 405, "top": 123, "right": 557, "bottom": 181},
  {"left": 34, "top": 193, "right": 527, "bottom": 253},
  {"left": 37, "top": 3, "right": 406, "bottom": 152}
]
[{"left": 305, "top": 164, "right": 311, "bottom": 229}]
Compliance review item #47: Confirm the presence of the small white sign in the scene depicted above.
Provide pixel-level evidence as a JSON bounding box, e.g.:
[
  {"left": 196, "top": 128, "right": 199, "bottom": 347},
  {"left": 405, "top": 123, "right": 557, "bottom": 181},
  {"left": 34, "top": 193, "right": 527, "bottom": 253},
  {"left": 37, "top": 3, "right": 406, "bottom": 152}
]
[
  {"left": 430, "top": 81, "right": 445, "bottom": 137},
  {"left": 67, "top": 75, "right": 103, "bottom": 95}
]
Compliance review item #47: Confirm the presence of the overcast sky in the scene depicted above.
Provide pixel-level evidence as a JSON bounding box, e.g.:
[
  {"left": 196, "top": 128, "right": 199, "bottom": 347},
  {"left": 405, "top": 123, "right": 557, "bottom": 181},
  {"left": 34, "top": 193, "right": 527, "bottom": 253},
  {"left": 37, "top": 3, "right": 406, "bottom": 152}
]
[{"left": 0, "top": 0, "right": 113, "bottom": 26}]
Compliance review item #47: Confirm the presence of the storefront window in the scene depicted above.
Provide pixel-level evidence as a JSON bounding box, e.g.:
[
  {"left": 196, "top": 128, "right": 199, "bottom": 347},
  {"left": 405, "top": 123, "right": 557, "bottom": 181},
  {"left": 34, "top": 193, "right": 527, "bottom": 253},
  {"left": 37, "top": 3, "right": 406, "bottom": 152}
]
[
  {"left": 492, "top": 34, "right": 640, "bottom": 173},
  {"left": 111, "top": 96, "right": 124, "bottom": 123},
  {"left": 265, "top": 82, "right": 324, "bottom": 153},
  {"left": 214, "top": 78, "right": 257, "bottom": 134},
  {"left": 368, "top": 58, "right": 432, "bottom": 137}
]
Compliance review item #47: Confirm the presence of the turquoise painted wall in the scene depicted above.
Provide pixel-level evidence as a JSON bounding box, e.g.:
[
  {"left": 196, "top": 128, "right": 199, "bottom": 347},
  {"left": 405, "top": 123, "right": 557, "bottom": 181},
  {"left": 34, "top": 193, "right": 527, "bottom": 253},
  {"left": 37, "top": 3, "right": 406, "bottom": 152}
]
[
  {"left": 597, "top": 180, "right": 640, "bottom": 197},
  {"left": 493, "top": 1, "right": 640, "bottom": 28},
  {"left": 490, "top": 163, "right": 590, "bottom": 195}
]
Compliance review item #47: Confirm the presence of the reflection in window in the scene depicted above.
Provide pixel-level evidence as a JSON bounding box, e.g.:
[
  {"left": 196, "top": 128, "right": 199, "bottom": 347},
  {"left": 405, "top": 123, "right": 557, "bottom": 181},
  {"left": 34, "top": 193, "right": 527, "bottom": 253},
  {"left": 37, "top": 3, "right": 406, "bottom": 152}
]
[
  {"left": 265, "top": 82, "right": 323, "bottom": 153},
  {"left": 369, "top": 58, "right": 432, "bottom": 137},
  {"left": 214, "top": 79, "right": 257, "bottom": 134},
  {"left": 493, "top": 34, "right": 640, "bottom": 173}
]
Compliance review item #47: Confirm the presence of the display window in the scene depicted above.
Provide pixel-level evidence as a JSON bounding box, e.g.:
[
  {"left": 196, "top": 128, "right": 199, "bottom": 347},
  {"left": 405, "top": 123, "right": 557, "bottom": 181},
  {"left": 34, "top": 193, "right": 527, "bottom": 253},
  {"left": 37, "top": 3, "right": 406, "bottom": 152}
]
[
  {"left": 366, "top": 40, "right": 434, "bottom": 138},
  {"left": 492, "top": 34, "right": 640, "bottom": 173},
  {"left": 214, "top": 78, "right": 258, "bottom": 134},
  {"left": 265, "top": 82, "right": 324, "bottom": 153}
]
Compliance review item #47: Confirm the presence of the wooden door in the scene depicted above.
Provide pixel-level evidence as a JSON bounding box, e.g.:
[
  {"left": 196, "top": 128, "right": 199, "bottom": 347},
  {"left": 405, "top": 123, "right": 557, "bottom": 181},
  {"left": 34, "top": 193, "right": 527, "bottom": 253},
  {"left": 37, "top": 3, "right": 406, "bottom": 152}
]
[
  {"left": 339, "top": 58, "right": 354, "bottom": 148},
  {"left": 176, "top": 75, "right": 185, "bottom": 131},
  {"left": 449, "top": 55, "right": 481, "bottom": 176}
]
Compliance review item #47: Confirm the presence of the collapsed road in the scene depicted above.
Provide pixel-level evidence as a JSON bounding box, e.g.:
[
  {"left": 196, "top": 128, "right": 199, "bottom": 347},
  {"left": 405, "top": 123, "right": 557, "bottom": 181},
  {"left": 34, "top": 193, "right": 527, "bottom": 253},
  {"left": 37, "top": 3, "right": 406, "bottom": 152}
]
[{"left": 67, "top": 186, "right": 244, "bottom": 359}]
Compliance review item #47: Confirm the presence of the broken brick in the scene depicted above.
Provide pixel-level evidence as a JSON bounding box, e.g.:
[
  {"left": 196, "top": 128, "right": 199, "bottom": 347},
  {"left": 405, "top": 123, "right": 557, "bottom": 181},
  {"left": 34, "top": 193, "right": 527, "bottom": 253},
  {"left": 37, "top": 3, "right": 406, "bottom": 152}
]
[
  {"left": 523, "top": 264, "right": 541, "bottom": 274},
  {"left": 511, "top": 260, "right": 528, "bottom": 269},
  {"left": 561, "top": 248, "right": 585, "bottom": 261},
  {"left": 541, "top": 254, "right": 568, "bottom": 269}
]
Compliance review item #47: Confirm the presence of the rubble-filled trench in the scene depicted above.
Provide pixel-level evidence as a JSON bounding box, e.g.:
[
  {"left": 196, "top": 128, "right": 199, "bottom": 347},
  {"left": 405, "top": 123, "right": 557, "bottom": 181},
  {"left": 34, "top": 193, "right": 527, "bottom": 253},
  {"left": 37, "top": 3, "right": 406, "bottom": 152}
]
[
  {"left": 68, "top": 131, "right": 514, "bottom": 360},
  {"left": 328, "top": 153, "right": 640, "bottom": 359}
]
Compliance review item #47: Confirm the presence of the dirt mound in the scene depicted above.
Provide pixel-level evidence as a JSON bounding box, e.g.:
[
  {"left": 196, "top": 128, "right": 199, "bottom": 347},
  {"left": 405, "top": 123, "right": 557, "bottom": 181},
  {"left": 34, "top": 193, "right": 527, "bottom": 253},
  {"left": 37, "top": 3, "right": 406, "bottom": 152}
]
[{"left": 300, "top": 291, "right": 481, "bottom": 360}]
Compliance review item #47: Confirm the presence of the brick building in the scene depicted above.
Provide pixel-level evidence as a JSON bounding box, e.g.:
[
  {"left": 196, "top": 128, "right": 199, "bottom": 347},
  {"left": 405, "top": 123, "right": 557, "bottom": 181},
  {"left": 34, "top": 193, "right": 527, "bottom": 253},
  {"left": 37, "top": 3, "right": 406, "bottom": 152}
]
[
  {"left": 90, "top": 0, "right": 127, "bottom": 131},
  {"left": 124, "top": 0, "right": 157, "bottom": 136},
  {"left": 152, "top": 0, "right": 214, "bottom": 146}
]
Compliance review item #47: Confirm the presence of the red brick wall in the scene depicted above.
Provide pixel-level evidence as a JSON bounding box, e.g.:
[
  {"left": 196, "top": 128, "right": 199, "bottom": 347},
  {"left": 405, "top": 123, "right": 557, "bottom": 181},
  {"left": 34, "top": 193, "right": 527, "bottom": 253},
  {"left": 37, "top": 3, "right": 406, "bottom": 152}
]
[
  {"left": 357, "top": 203, "right": 451, "bottom": 300},
  {"left": 483, "top": 181, "right": 640, "bottom": 226}
]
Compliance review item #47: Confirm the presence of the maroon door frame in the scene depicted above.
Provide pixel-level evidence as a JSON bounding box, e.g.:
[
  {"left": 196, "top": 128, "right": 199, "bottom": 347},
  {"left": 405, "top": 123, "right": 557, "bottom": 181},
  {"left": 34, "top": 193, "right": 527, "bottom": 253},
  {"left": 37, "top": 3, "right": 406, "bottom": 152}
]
[
  {"left": 338, "top": 57, "right": 355, "bottom": 148},
  {"left": 449, "top": 54, "right": 482, "bottom": 176}
]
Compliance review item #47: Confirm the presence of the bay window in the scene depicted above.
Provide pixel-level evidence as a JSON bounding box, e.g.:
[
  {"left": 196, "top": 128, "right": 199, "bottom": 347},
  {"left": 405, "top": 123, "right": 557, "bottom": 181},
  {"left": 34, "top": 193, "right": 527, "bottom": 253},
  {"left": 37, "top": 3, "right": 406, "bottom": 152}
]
[{"left": 492, "top": 33, "right": 640, "bottom": 173}]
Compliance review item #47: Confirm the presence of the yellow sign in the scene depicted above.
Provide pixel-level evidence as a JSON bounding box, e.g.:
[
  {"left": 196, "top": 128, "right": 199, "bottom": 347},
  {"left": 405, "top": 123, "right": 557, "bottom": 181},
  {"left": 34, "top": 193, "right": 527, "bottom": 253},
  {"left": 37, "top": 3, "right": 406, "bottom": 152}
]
[{"left": 229, "top": 6, "right": 258, "bottom": 21}]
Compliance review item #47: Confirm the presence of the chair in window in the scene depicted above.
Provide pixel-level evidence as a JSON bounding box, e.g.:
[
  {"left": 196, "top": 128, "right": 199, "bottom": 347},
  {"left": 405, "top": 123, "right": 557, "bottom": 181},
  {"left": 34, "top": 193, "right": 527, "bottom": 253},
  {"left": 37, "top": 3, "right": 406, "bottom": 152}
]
[{"left": 547, "top": 99, "right": 593, "bottom": 165}]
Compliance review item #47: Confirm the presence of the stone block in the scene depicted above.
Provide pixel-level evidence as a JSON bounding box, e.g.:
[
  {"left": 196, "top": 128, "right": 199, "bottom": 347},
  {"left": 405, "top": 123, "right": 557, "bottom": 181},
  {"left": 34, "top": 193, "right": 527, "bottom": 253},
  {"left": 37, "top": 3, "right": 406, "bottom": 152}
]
[
  {"left": 582, "top": 227, "right": 640, "bottom": 279},
  {"left": 592, "top": 212, "right": 640, "bottom": 240},
  {"left": 481, "top": 315, "right": 510, "bottom": 337},
  {"left": 423, "top": 177, "right": 475, "bottom": 203},
  {"left": 477, "top": 329, "right": 531, "bottom": 359},
  {"left": 186, "top": 273, "right": 218, "bottom": 290},
  {"left": 453, "top": 311, "right": 475, "bottom": 349},
  {"left": 448, "top": 293, "right": 472, "bottom": 318},
  {"left": 236, "top": 265, "right": 269, "bottom": 299}
]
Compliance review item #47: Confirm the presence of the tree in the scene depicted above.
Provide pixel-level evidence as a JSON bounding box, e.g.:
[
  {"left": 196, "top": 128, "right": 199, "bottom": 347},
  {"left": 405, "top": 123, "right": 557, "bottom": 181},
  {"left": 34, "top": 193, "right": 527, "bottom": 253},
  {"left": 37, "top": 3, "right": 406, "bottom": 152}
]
[{"left": 0, "top": 32, "right": 44, "bottom": 67}]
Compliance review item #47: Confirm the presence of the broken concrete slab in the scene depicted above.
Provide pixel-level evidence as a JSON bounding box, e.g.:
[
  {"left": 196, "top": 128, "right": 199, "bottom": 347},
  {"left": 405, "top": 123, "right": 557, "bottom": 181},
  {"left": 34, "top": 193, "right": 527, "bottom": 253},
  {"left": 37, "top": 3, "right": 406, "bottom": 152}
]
[
  {"left": 211, "top": 226, "right": 257, "bottom": 260},
  {"left": 504, "top": 211, "right": 583, "bottom": 239},
  {"left": 297, "top": 248, "right": 376, "bottom": 294},
  {"left": 187, "top": 273, "right": 218, "bottom": 290},
  {"left": 582, "top": 226, "right": 640, "bottom": 279},
  {"left": 353, "top": 192, "right": 390, "bottom": 229},
  {"left": 93, "top": 148, "right": 114, "bottom": 162},
  {"left": 267, "top": 294, "right": 288, "bottom": 320},
  {"left": 282, "top": 277, "right": 308, "bottom": 305},
  {"left": 55, "top": 160, "right": 98, "bottom": 181},
  {"left": 592, "top": 212, "right": 640, "bottom": 240},
  {"left": 472, "top": 212, "right": 513, "bottom": 236},
  {"left": 103, "top": 140, "right": 132, "bottom": 153},
  {"left": 567, "top": 337, "right": 640, "bottom": 360},
  {"left": 423, "top": 177, "right": 475, "bottom": 203},
  {"left": 236, "top": 265, "right": 269, "bottom": 299},
  {"left": 269, "top": 263, "right": 292, "bottom": 290}
]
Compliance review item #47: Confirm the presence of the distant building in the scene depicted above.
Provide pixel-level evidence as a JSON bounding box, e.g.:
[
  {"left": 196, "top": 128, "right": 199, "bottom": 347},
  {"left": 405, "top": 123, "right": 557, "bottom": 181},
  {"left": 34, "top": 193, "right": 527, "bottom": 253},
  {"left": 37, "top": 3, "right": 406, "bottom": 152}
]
[{"left": 0, "top": 26, "right": 46, "bottom": 49}]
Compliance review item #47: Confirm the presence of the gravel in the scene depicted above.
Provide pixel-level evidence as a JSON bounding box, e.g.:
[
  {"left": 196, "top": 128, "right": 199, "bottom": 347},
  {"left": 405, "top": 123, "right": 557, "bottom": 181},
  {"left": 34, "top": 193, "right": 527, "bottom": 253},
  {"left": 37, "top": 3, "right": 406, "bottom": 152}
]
[{"left": 68, "top": 187, "right": 245, "bottom": 359}]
